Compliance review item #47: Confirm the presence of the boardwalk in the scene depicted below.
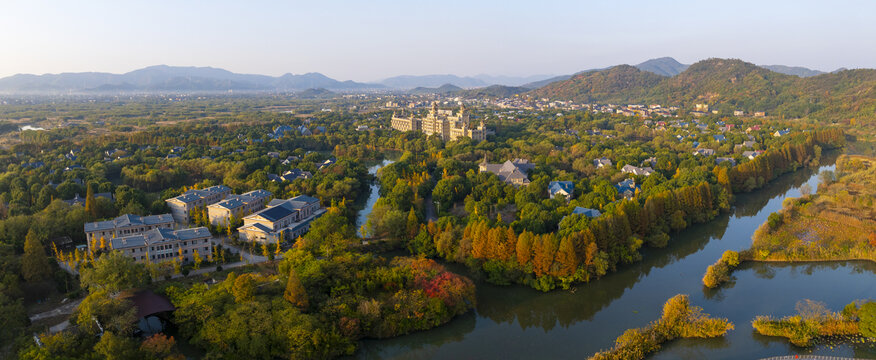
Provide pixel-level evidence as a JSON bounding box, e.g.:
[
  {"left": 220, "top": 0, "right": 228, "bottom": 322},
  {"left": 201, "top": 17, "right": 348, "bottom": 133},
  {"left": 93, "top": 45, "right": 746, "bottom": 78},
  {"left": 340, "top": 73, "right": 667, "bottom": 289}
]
[{"left": 761, "top": 355, "right": 867, "bottom": 360}]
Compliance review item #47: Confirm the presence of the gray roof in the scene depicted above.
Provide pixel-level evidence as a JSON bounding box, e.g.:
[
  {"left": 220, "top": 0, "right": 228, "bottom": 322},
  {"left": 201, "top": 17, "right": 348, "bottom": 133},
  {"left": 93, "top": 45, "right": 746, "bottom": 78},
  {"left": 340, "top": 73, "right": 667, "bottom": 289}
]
[
  {"left": 111, "top": 227, "right": 210, "bottom": 250},
  {"left": 571, "top": 207, "right": 602, "bottom": 218},
  {"left": 548, "top": 181, "right": 574, "bottom": 196},
  {"left": 209, "top": 189, "right": 272, "bottom": 210},
  {"left": 167, "top": 185, "right": 231, "bottom": 204},
  {"left": 85, "top": 213, "right": 174, "bottom": 232}
]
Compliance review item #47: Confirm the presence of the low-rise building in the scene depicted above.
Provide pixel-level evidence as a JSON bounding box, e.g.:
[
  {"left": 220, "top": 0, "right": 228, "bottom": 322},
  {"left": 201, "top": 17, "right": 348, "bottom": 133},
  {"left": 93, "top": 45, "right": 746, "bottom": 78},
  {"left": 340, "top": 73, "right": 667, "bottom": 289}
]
[
  {"left": 268, "top": 169, "right": 312, "bottom": 183},
  {"left": 743, "top": 150, "right": 765, "bottom": 160},
  {"left": 238, "top": 195, "right": 325, "bottom": 244},
  {"left": 548, "top": 181, "right": 574, "bottom": 200},
  {"left": 621, "top": 165, "right": 654, "bottom": 176},
  {"left": 571, "top": 206, "right": 601, "bottom": 218},
  {"left": 207, "top": 189, "right": 272, "bottom": 226},
  {"left": 65, "top": 192, "right": 114, "bottom": 206},
  {"left": 84, "top": 214, "right": 175, "bottom": 250},
  {"left": 716, "top": 157, "right": 737, "bottom": 166},
  {"left": 616, "top": 178, "right": 639, "bottom": 198},
  {"left": 593, "top": 157, "right": 613, "bottom": 168},
  {"left": 693, "top": 148, "right": 716, "bottom": 156},
  {"left": 165, "top": 185, "right": 232, "bottom": 223},
  {"left": 479, "top": 158, "right": 535, "bottom": 186},
  {"left": 111, "top": 227, "right": 212, "bottom": 263}
]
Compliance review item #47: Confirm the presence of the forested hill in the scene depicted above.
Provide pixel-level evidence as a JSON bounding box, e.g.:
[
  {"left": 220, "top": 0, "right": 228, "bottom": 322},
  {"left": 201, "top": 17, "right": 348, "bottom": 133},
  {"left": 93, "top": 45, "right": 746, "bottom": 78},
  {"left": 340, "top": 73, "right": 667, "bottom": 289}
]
[
  {"left": 530, "top": 65, "right": 664, "bottom": 103},
  {"left": 530, "top": 58, "right": 876, "bottom": 122}
]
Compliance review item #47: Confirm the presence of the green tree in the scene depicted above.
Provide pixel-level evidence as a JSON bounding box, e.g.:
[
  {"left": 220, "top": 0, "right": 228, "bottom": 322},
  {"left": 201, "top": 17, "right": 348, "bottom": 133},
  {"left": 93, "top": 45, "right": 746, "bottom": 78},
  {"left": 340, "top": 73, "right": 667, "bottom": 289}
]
[
  {"left": 94, "top": 331, "right": 142, "bottom": 360},
  {"left": 80, "top": 251, "right": 150, "bottom": 293},
  {"left": 22, "top": 229, "right": 51, "bottom": 283},
  {"left": 85, "top": 183, "right": 96, "bottom": 219},
  {"left": 860, "top": 301, "right": 876, "bottom": 338},
  {"left": 232, "top": 273, "right": 256, "bottom": 303}
]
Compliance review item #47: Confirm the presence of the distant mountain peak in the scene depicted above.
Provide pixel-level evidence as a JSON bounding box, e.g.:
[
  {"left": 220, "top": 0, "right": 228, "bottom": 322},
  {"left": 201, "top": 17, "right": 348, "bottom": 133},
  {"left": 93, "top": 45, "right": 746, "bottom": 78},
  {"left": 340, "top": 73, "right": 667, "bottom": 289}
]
[{"left": 635, "top": 57, "right": 689, "bottom": 77}]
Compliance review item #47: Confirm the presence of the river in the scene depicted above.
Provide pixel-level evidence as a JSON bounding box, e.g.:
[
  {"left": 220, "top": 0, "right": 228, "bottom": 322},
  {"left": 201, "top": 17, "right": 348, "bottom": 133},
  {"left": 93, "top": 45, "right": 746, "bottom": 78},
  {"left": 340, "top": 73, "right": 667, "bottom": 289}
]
[
  {"left": 355, "top": 159, "right": 396, "bottom": 237},
  {"left": 355, "top": 154, "right": 876, "bottom": 359}
]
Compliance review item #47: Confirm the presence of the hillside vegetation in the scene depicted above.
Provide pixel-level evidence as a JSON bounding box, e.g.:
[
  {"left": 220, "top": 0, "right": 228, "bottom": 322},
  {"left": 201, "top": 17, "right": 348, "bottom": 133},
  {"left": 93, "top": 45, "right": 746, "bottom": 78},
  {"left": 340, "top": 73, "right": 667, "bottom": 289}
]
[{"left": 531, "top": 58, "right": 876, "bottom": 123}]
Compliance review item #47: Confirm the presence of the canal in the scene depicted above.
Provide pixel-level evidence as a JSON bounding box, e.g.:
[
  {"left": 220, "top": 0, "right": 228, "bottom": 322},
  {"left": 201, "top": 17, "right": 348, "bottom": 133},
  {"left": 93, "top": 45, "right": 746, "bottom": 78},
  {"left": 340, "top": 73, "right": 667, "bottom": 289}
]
[{"left": 355, "top": 154, "right": 876, "bottom": 359}]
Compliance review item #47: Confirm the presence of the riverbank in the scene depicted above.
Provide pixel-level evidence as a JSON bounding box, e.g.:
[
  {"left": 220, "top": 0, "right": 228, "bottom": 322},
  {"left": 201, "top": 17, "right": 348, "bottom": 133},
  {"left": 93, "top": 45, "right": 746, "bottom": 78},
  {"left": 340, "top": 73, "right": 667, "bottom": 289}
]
[
  {"left": 358, "top": 156, "right": 876, "bottom": 359},
  {"left": 703, "top": 154, "right": 876, "bottom": 289}
]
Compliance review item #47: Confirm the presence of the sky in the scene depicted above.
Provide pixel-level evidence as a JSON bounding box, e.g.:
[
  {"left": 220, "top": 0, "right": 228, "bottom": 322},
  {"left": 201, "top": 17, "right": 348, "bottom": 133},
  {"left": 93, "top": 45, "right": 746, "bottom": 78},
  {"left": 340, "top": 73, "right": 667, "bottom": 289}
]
[{"left": 1, "top": 0, "right": 874, "bottom": 82}]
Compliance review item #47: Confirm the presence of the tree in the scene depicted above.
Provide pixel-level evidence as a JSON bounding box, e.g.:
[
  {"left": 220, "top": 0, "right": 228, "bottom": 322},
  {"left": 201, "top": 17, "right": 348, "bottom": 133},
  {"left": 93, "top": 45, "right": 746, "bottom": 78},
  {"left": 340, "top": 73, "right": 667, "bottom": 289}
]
[
  {"left": 22, "top": 229, "right": 51, "bottom": 282},
  {"left": 0, "top": 293, "right": 28, "bottom": 346},
  {"left": 85, "top": 183, "right": 97, "bottom": 219},
  {"left": 860, "top": 301, "right": 876, "bottom": 338},
  {"left": 232, "top": 273, "right": 256, "bottom": 303},
  {"left": 94, "top": 331, "right": 142, "bottom": 360},
  {"left": 80, "top": 251, "right": 150, "bottom": 293},
  {"left": 283, "top": 269, "right": 309, "bottom": 309},
  {"left": 192, "top": 249, "right": 202, "bottom": 270}
]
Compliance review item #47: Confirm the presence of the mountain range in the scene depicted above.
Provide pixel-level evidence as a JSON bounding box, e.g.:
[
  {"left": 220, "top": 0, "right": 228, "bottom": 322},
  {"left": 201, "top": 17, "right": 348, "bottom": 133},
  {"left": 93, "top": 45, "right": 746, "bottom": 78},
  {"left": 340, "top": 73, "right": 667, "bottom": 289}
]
[
  {"left": 0, "top": 65, "right": 385, "bottom": 93},
  {"left": 0, "top": 58, "right": 847, "bottom": 94}
]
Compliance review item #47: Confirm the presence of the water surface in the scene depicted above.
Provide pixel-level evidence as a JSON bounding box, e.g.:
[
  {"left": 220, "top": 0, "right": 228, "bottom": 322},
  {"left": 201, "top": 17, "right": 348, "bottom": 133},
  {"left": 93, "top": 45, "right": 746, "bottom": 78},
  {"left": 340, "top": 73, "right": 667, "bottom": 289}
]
[{"left": 357, "top": 156, "right": 876, "bottom": 359}]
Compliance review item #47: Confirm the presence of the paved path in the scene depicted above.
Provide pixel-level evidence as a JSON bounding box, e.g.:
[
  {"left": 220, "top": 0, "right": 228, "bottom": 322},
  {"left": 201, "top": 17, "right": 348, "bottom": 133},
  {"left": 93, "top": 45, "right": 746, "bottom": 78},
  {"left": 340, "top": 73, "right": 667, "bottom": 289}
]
[{"left": 29, "top": 298, "right": 83, "bottom": 322}]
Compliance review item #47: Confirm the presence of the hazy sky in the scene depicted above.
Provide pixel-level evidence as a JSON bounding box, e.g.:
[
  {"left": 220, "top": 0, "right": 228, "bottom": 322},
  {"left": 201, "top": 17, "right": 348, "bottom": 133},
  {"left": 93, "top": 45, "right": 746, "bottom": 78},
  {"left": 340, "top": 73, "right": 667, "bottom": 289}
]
[{"left": 1, "top": 0, "right": 874, "bottom": 81}]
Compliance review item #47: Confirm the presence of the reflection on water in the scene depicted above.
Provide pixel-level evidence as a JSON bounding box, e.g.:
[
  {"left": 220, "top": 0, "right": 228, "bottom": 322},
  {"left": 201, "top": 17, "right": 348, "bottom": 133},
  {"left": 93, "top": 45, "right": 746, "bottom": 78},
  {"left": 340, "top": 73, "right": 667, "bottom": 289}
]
[
  {"left": 357, "top": 152, "right": 876, "bottom": 359},
  {"left": 355, "top": 159, "right": 395, "bottom": 237}
]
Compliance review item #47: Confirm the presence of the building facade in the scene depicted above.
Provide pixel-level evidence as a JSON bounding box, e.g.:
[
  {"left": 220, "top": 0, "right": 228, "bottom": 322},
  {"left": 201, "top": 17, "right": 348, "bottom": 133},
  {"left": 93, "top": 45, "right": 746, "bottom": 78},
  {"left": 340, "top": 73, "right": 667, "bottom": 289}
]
[
  {"left": 165, "top": 185, "right": 232, "bottom": 223},
  {"left": 110, "top": 227, "right": 213, "bottom": 263},
  {"left": 84, "top": 214, "right": 175, "bottom": 250},
  {"left": 207, "top": 189, "right": 272, "bottom": 226},
  {"left": 391, "top": 102, "right": 488, "bottom": 141},
  {"left": 237, "top": 195, "right": 325, "bottom": 244}
]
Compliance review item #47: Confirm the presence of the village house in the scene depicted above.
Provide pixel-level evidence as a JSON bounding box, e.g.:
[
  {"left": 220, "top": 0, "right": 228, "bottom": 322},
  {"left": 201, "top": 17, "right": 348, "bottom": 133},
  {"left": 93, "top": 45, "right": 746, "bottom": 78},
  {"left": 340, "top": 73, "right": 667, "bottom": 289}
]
[
  {"left": 716, "top": 157, "right": 737, "bottom": 166},
  {"left": 548, "top": 181, "right": 574, "bottom": 201},
  {"left": 693, "top": 148, "right": 716, "bottom": 156},
  {"left": 773, "top": 129, "right": 790, "bottom": 137},
  {"left": 111, "top": 227, "right": 212, "bottom": 263},
  {"left": 268, "top": 169, "right": 312, "bottom": 183},
  {"left": 743, "top": 150, "right": 765, "bottom": 160},
  {"left": 615, "top": 178, "right": 639, "bottom": 199},
  {"left": 621, "top": 165, "right": 654, "bottom": 176},
  {"left": 84, "top": 213, "right": 175, "bottom": 250},
  {"left": 165, "top": 185, "right": 232, "bottom": 223},
  {"left": 571, "top": 207, "right": 602, "bottom": 218},
  {"left": 237, "top": 195, "right": 325, "bottom": 244},
  {"left": 65, "top": 192, "right": 114, "bottom": 206},
  {"left": 207, "top": 189, "right": 273, "bottom": 226},
  {"left": 479, "top": 158, "right": 535, "bottom": 186},
  {"left": 593, "top": 157, "right": 612, "bottom": 168}
]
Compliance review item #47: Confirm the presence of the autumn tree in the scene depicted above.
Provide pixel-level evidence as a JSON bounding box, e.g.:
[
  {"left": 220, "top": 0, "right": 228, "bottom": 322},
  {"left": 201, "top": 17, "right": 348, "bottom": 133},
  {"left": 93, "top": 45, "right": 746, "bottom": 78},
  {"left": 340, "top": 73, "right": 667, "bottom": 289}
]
[{"left": 283, "top": 269, "right": 309, "bottom": 309}]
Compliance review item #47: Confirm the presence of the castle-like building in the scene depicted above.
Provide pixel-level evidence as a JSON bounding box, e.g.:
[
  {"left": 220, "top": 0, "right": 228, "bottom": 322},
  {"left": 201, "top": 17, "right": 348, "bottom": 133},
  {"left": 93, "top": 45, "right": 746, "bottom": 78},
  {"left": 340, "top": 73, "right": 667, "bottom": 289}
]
[{"left": 391, "top": 102, "right": 488, "bottom": 141}]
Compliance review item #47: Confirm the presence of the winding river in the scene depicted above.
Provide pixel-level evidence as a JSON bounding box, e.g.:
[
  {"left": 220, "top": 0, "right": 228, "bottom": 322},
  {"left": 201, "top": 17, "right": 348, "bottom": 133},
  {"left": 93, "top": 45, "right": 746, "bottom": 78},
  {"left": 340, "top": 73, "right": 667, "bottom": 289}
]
[
  {"left": 355, "top": 153, "right": 876, "bottom": 359},
  {"left": 355, "top": 159, "right": 395, "bottom": 237}
]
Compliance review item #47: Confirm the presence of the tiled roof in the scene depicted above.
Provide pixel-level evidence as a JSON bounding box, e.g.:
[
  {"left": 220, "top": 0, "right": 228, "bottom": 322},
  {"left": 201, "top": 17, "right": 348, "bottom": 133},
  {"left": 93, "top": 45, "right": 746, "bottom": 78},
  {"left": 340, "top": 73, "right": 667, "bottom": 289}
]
[
  {"left": 112, "top": 227, "right": 210, "bottom": 249},
  {"left": 85, "top": 213, "right": 173, "bottom": 232}
]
